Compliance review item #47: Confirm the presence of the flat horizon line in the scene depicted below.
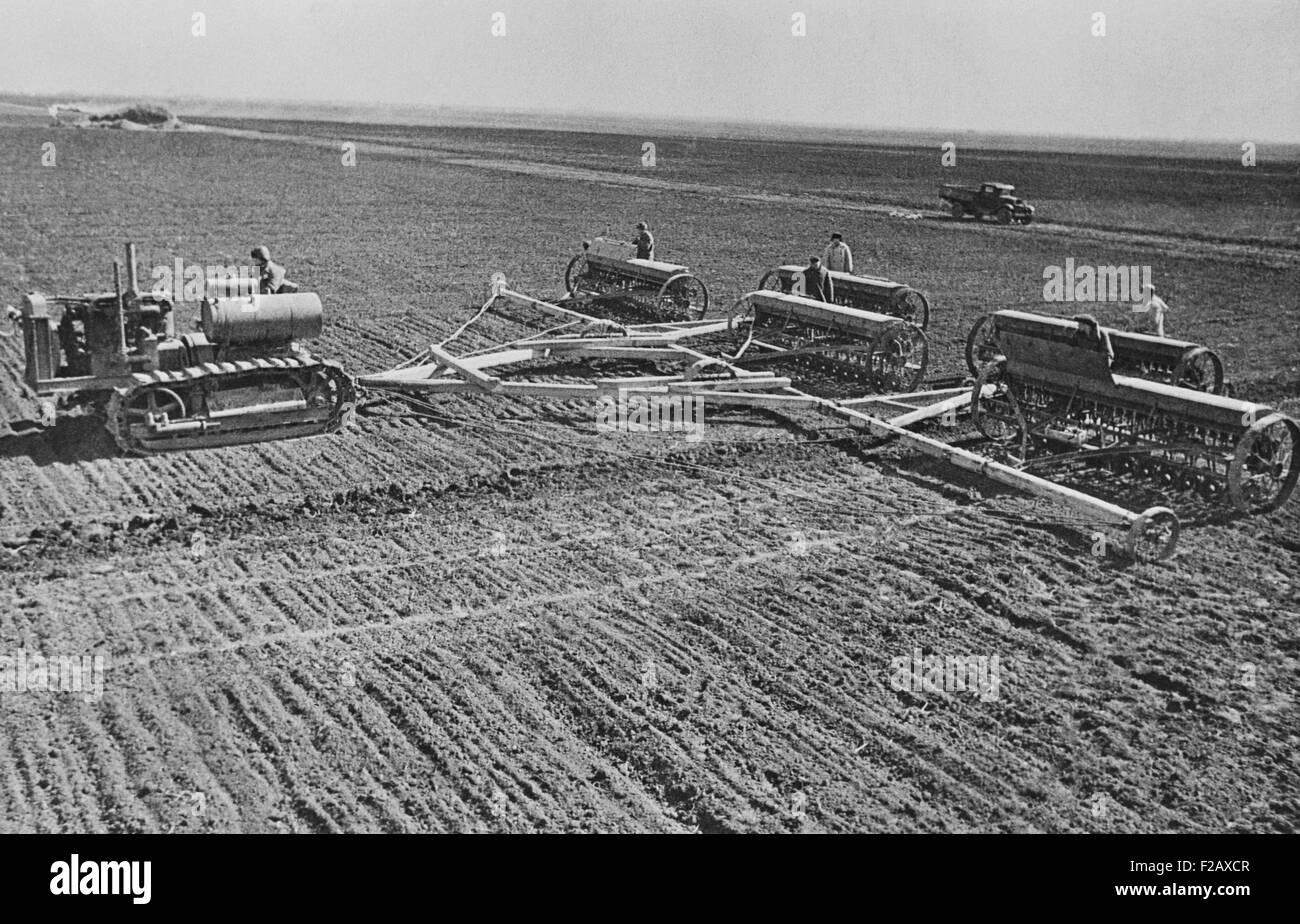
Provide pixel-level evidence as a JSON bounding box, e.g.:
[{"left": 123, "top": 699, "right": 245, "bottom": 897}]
[{"left": 4, "top": 89, "right": 1299, "bottom": 152}]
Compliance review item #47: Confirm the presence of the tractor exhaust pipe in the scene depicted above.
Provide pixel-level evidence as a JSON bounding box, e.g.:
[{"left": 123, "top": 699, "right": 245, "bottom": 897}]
[
  {"left": 125, "top": 242, "right": 139, "bottom": 297},
  {"left": 113, "top": 260, "right": 129, "bottom": 357}
]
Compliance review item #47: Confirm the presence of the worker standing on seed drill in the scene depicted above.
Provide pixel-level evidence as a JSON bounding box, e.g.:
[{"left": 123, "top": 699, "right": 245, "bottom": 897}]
[
  {"left": 1131, "top": 283, "right": 1171, "bottom": 338},
  {"left": 822, "top": 232, "right": 853, "bottom": 274},
  {"left": 633, "top": 221, "right": 654, "bottom": 260},
  {"left": 1072, "top": 315, "right": 1115, "bottom": 366},
  {"left": 251, "top": 245, "right": 288, "bottom": 294},
  {"left": 802, "top": 256, "right": 834, "bottom": 303}
]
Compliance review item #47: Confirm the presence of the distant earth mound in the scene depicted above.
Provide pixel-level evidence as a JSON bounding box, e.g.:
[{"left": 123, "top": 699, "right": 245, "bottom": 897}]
[{"left": 49, "top": 102, "right": 185, "bottom": 131}]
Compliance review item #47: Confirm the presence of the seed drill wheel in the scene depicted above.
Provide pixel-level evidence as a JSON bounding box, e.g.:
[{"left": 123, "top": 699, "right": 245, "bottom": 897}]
[
  {"left": 1227, "top": 413, "right": 1300, "bottom": 513},
  {"left": 657, "top": 273, "right": 709, "bottom": 321},
  {"left": 949, "top": 202, "right": 964, "bottom": 219},
  {"left": 1173, "top": 347, "right": 1225, "bottom": 394},
  {"left": 872, "top": 323, "right": 929, "bottom": 393},
  {"left": 892, "top": 288, "right": 931, "bottom": 330},
  {"left": 971, "top": 360, "right": 1021, "bottom": 443},
  {"left": 564, "top": 252, "right": 590, "bottom": 295},
  {"left": 756, "top": 269, "right": 785, "bottom": 292},
  {"left": 964, "top": 313, "right": 1002, "bottom": 376},
  {"left": 1125, "top": 506, "right": 1180, "bottom": 562}
]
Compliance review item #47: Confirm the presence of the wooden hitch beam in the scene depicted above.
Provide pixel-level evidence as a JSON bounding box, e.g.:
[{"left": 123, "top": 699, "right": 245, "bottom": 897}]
[{"left": 358, "top": 276, "right": 1184, "bottom": 562}]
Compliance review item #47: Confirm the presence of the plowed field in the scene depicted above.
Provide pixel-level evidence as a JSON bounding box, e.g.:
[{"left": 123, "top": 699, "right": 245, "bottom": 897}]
[{"left": 1, "top": 108, "right": 1296, "bottom": 832}]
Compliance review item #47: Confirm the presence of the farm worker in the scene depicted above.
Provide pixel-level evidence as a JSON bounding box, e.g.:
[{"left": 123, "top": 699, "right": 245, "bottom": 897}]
[
  {"left": 1131, "top": 284, "right": 1170, "bottom": 338},
  {"left": 633, "top": 222, "right": 655, "bottom": 260},
  {"left": 822, "top": 232, "right": 853, "bottom": 274},
  {"left": 802, "top": 256, "right": 834, "bottom": 303},
  {"left": 251, "top": 246, "right": 286, "bottom": 294},
  {"left": 1072, "top": 315, "right": 1115, "bottom": 366}
]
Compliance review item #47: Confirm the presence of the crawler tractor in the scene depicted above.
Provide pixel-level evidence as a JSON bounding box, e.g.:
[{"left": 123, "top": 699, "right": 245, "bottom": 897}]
[{"left": 13, "top": 244, "right": 355, "bottom": 453}]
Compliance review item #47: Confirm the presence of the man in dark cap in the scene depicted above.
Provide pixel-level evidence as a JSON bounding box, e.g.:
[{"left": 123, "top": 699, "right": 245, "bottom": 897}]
[
  {"left": 802, "top": 256, "right": 834, "bottom": 303},
  {"left": 251, "top": 245, "right": 289, "bottom": 294},
  {"left": 633, "top": 222, "right": 655, "bottom": 260},
  {"left": 822, "top": 232, "right": 853, "bottom": 274}
]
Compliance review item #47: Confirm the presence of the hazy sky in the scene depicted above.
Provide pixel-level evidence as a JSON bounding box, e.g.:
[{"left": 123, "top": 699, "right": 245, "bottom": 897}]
[{"left": 1, "top": 0, "right": 1296, "bottom": 141}]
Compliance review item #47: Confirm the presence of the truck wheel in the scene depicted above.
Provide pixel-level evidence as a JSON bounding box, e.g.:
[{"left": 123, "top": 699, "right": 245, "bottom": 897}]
[
  {"left": 996, "top": 207, "right": 1013, "bottom": 225},
  {"left": 949, "top": 202, "right": 964, "bottom": 219},
  {"left": 1020, "top": 214, "right": 1033, "bottom": 225}
]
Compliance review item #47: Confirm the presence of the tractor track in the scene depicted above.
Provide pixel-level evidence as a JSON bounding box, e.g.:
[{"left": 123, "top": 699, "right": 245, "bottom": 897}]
[{"left": 0, "top": 381, "right": 815, "bottom": 537}]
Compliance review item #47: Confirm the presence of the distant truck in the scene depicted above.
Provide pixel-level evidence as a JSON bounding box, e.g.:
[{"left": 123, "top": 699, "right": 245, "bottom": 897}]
[{"left": 939, "top": 182, "right": 1035, "bottom": 225}]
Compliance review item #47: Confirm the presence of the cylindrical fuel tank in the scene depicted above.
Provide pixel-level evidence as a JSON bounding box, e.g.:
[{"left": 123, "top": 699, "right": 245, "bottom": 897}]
[
  {"left": 205, "top": 275, "right": 260, "bottom": 297},
  {"left": 201, "top": 293, "right": 324, "bottom": 344}
]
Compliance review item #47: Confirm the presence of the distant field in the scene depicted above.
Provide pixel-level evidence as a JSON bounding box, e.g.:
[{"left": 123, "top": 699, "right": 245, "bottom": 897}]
[
  {"left": 184, "top": 114, "right": 1300, "bottom": 247},
  {"left": 0, "top": 116, "right": 1296, "bottom": 833}
]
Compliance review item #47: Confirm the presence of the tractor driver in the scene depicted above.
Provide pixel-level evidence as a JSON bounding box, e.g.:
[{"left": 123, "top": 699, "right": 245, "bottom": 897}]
[{"left": 251, "top": 245, "right": 288, "bottom": 294}]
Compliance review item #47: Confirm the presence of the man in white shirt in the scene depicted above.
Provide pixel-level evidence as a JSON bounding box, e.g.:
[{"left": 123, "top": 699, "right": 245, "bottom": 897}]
[
  {"left": 1131, "top": 283, "right": 1171, "bottom": 338},
  {"left": 822, "top": 232, "right": 853, "bottom": 274}
]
